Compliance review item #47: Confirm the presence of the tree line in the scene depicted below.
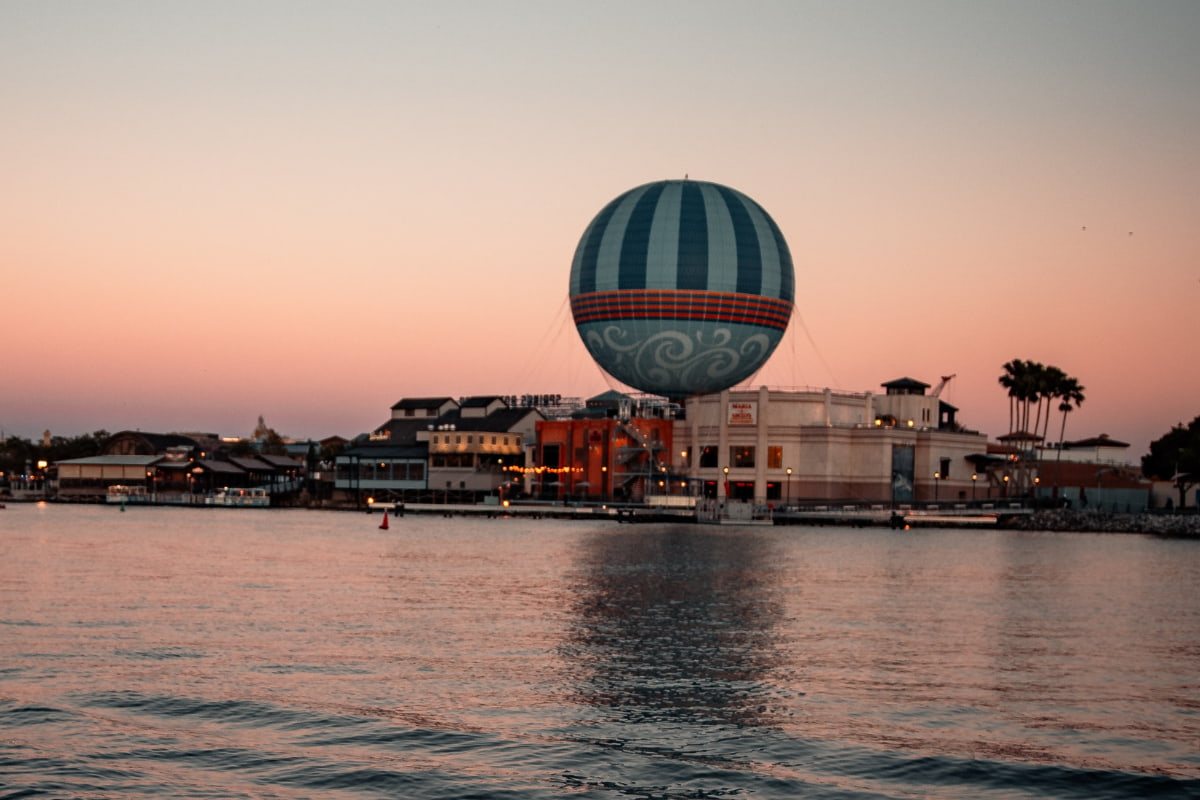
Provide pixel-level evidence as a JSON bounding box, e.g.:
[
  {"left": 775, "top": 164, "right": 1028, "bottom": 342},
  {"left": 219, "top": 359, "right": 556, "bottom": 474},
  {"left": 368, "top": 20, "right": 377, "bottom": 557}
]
[{"left": 0, "top": 430, "right": 110, "bottom": 479}]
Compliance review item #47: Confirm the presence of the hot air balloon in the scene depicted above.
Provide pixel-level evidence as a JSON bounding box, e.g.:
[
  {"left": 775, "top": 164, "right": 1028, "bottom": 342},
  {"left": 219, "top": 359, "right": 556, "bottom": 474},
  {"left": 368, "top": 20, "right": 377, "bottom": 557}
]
[{"left": 569, "top": 179, "right": 794, "bottom": 398}]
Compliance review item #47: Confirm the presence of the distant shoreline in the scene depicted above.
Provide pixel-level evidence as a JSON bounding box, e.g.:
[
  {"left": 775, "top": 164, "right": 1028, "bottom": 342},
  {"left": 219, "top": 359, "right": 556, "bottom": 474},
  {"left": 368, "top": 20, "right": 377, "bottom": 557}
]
[{"left": 4, "top": 497, "right": 1199, "bottom": 537}]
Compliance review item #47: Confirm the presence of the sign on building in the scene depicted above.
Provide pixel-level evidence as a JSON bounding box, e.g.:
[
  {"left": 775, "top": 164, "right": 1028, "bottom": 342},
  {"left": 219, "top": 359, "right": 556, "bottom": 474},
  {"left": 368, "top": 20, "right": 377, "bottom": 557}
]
[{"left": 728, "top": 401, "right": 757, "bottom": 425}]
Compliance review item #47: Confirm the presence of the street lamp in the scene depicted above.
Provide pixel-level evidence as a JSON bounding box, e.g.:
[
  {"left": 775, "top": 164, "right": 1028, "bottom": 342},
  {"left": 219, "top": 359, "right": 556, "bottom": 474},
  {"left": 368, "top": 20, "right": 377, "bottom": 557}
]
[
  {"left": 786, "top": 466, "right": 792, "bottom": 507},
  {"left": 933, "top": 471, "right": 940, "bottom": 501},
  {"left": 723, "top": 465, "right": 729, "bottom": 500},
  {"left": 971, "top": 472, "right": 977, "bottom": 500}
]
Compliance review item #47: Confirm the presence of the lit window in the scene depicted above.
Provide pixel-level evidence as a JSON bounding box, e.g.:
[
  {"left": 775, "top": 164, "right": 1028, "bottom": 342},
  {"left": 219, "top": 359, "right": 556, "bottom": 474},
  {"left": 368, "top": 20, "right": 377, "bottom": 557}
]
[{"left": 731, "top": 446, "right": 755, "bottom": 469}]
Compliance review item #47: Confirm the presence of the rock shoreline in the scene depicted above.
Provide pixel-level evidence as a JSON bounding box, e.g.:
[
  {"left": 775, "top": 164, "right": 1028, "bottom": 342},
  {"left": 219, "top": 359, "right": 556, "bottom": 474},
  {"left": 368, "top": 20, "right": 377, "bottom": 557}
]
[{"left": 1004, "top": 508, "right": 1200, "bottom": 537}]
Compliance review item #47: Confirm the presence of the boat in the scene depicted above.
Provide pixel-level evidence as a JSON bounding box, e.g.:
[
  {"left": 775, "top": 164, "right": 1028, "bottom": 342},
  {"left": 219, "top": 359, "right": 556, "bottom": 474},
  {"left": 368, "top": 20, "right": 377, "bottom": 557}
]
[
  {"left": 205, "top": 487, "right": 271, "bottom": 507},
  {"left": 695, "top": 499, "right": 774, "bottom": 525},
  {"left": 106, "top": 485, "right": 149, "bottom": 504}
]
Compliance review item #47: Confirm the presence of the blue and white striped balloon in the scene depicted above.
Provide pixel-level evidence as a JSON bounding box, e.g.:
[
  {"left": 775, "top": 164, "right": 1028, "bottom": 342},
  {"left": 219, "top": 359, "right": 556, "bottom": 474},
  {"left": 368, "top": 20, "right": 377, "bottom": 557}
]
[{"left": 570, "top": 179, "right": 794, "bottom": 397}]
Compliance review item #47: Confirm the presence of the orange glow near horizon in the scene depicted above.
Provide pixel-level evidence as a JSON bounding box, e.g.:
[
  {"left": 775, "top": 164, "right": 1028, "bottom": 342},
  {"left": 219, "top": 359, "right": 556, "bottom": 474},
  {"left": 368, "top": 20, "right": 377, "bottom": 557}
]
[{"left": 2, "top": 4, "right": 1198, "bottom": 460}]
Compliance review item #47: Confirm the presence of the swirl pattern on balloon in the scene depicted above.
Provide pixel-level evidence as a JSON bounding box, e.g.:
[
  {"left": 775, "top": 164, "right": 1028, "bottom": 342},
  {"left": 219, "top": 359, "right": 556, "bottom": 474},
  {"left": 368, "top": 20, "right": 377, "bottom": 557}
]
[{"left": 582, "top": 324, "right": 775, "bottom": 396}]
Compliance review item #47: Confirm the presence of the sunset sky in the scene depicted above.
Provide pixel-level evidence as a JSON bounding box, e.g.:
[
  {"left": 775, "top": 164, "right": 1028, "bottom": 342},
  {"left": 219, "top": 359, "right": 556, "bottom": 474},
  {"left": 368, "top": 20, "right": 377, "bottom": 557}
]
[{"left": 3, "top": 1, "right": 1198, "bottom": 458}]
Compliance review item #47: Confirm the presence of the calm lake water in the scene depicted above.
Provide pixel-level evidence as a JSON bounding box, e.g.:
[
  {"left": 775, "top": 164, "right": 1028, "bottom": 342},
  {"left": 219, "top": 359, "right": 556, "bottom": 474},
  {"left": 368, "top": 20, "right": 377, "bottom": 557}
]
[{"left": 1, "top": 504, "right": 1197, "bottom": 799}]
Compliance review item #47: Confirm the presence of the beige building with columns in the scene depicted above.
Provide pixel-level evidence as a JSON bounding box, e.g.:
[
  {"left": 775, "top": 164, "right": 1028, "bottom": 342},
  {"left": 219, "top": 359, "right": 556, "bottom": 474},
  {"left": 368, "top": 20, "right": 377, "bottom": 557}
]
[{"left": 675, "top": 378, "right": 989, "bottom": 505}]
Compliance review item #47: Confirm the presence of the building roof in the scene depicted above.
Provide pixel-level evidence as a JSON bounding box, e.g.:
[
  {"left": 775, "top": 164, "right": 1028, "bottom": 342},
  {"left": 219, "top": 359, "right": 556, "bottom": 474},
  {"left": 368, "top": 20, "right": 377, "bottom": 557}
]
[
  {"left": 460, "top": 395, "right": 505, "bottom": 408},
  {"left": 229, "top": 457, "right": 276, "bottom": 472},
  {"left": 998, "top": 431, "right": 1044, "bottom": 442},
  {"left": 54, "top": 455, "right": 162, "bottom": 467},
  {"left": 255, "top": 454, "right": 302, "bottom": 468},
  {"left": 339, "top": 445, "right": 428, "bottom": 459},
  {"left": 368, "top": 418, "right": 435, "bottom": 447},
  {"left": 1063, "top": 434, "right": 1130, "bottom": 449},
  {"left": 194, "top": 459, "right": 245, "bottom": 475},
  {"left": 366, "top": 405, "right": 543, "bottom": 445},
  {"left": 587, "top": 390, "right": 630, "bottom": 406},
  {"left": 154, "top": 461, "right": 195, "bottom": 472},
  {"left": 881, "top": 377, "right": 930, "bottom": 391},
  {"left": 435, "top": 406, "right": 543, "bottom": 433},
  {"left": 390, "top": 397, "right": 457, "bottom": 411}
]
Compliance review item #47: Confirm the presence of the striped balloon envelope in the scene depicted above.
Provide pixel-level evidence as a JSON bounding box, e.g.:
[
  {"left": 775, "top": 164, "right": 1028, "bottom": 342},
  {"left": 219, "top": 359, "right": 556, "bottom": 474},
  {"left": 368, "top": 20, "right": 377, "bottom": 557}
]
[{"left": 569, "top": 179, "right": 794, "bottom": 398}]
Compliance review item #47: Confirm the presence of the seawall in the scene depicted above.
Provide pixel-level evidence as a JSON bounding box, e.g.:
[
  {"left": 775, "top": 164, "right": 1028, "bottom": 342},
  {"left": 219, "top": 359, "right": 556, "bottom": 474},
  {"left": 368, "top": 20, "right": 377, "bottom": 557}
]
[{"left": 1004, "top": 509, "right": 1200, "bottom": 537}]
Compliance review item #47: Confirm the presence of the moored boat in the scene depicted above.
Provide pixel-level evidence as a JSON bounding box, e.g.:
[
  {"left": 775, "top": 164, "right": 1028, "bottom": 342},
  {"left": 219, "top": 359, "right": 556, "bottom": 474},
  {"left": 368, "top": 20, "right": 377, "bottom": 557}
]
[
  {"left": 106, "top": 485, "right": 149, "bottom": 504},
  {"left": 205, "top": 487, "right": 270, "bottom": 507}
]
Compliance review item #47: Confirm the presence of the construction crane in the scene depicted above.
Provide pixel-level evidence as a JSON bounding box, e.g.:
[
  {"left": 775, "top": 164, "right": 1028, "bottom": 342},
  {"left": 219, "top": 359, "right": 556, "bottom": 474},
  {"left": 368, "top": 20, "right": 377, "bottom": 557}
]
[{"left": 931, "top": 374, "right": 955, "bottom": 398}]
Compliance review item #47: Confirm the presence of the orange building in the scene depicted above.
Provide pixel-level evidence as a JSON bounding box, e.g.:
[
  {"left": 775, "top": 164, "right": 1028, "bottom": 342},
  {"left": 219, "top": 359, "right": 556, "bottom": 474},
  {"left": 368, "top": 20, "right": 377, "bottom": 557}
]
[{"left": 534, "top": 416, "right": 676, "bottom": 502}]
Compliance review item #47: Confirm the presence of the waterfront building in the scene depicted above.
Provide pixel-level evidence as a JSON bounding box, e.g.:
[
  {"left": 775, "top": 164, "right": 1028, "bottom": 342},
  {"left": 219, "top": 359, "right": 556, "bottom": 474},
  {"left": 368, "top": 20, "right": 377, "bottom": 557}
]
[
  {"left": 52, "top": 429, "right": 308, "bottom": 502},
  {"left": 674, "top": 378, "right": 988, "bottom": 504},
  {"left": 335, "top": 396, "right": 542, "bottom": 504},
  {"left": 1026, "top": 433, "right": 1150, "bottom": 510},
  {"left": 1036, "top": 433, "right": 1131, "bottom": 465},
  {"left": 55, "top": 455, "right": 163, "bottom": 500},
  {"left": 534, "top": 396, "right": 677, "bottom": 503}
]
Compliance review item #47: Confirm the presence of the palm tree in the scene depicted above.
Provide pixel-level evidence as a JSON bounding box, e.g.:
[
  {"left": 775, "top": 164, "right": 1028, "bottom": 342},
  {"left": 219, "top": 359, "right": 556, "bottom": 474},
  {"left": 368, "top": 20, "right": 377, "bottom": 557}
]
[
  {"left": 998, "top": 360, "right": 1019, "bottom": 434},
  {"left": 1055, "top": 376, "right": 1085, "bottom": 448},
  {"left": 999, "top": 359, "right": 1041, "bottom": 435},
  {"left": 1051, "top": 375, "right": 1085, "bottom": 500},
  {"left": 1017, "top": 359, "right": 1043, "bottom": 436},
  {"left": 1037, "top": 365, "right": 1067, "bottom": 442}
]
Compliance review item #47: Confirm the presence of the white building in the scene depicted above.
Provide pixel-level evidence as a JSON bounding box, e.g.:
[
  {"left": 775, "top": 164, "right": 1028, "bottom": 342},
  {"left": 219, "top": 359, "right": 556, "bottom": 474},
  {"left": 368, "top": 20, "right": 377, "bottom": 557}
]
[{"left": 676, "top": 378, "right": 988, "bottom": 504}]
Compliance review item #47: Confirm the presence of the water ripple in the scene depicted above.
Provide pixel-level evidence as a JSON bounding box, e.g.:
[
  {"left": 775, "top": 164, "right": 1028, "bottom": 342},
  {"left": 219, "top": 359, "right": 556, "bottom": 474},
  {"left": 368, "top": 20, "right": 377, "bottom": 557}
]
[{"left": 0, "top": 507, "right": 1197, "bottom": 798}]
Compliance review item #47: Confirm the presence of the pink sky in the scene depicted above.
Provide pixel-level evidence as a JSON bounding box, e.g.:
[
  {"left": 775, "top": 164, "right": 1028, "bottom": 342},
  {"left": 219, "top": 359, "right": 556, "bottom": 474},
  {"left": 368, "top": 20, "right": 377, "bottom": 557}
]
[{"left": 3, "top": 2, "right": 1198, "bottom": 459}]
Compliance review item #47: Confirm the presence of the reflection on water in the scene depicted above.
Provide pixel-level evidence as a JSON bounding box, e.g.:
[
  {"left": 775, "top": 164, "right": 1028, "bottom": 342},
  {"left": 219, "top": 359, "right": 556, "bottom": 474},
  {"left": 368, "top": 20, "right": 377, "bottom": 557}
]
[
  {"left": 564, "top": 526, "right": 786, "bottom": 728},
  {"left": 1, "top": 505, "right": 1198, "bottom": 799}
]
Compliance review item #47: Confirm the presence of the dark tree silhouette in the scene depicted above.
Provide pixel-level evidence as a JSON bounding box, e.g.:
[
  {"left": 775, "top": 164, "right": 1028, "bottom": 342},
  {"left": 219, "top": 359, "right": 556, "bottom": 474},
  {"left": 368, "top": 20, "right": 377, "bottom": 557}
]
[{"left": 1142, "top": 416, "right": 1200, "bottom": 509}]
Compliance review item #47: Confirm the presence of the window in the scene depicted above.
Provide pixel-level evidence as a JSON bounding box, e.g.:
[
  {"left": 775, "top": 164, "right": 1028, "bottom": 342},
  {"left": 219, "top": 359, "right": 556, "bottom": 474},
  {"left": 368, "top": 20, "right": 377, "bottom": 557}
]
[
  {"left": 940, "top": 457, "right": 951, "bottom": 480},
  {"left": 409, "top": 463, "right": 424, "bottom": 481},
  {"left": 699, "top": 446, "right": 719, "bottom": 468},
  {"left": 468, "top": 435, "right": 473, "bottom": 445},
  {"left": 731, "top": 446, "right": 755, "bottom": 469},
  {"left": 405, "top": 409, "right": 414, "bottom": 417},
  {"left": 767, "top": 446, "right": 783, "bottom": 469},
  {"left": 491, "top": 436, "right": 497, "bottom": 445}
]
